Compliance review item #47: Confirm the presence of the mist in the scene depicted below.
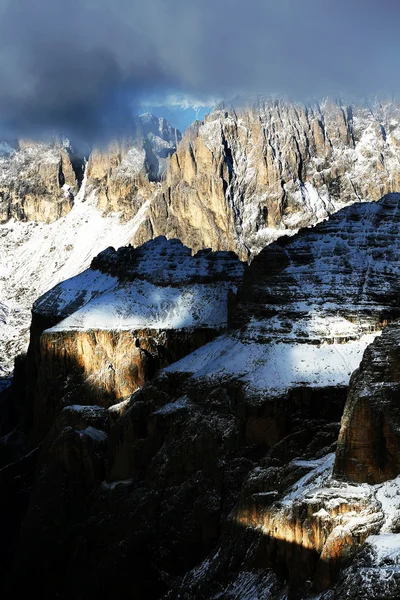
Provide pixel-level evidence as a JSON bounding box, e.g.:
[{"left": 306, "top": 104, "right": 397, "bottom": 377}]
[{"left": 0, "top": 0, "right": 398, "bottom": 142}]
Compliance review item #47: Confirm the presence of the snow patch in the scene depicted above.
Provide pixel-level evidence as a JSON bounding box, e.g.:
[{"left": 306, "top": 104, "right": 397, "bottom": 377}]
[
  {"left": 165, "top": 333, "right": 379, "bottom": 394},
  {"left": 46, "top": 280, "right": 234, "bottom": 332},
  {"left": 78, "top": 426, "right": 107, "bottom": 442}
]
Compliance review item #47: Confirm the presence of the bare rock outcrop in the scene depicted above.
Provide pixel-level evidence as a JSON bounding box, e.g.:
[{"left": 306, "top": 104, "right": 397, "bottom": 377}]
[
  {"left": 135, "top": 98, "right": 400, "bottom": 258},
  {"left": 0, "top": 139, "right": 79, "bottom": 223},
  {"left": 334, "top": 322, "right": 400, "bottom": 484},
  {"left": 87, "top": 114, "right": 181, "bottom": 217}
]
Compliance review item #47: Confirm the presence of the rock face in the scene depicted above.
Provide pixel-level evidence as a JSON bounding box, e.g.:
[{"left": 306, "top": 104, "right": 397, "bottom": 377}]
[
  {"left": 27, "top": 236, "right": 244, "bottom": 441},
  {"left": 3, "top": 101, "right": 400, "bottom": 599},
  {"left": 136, "top": 98, "right": 400, "bottom": 258},
  {"left": 165, "top": 194, "right": 400, "bottom": 408},
  {"left": 0, "top": 115, "right": 181, "bottom": 226},
  {"left": 334, "top": 322, "right": 400, "bottom": 484},
  {"left": 0, "top": 139, "right": 78, "bottom": 223},
  {"left": 87, "top": 114, "right": 181, "bottom": 217},
  {"left": 234, "top": 192, "right": 400, "bottom": 339},
  {"left": 3, "top": 196, "right": 400, "bottom": 599},
  {"left": 226, "top": 456, "right": 384, "bottom": 593}
]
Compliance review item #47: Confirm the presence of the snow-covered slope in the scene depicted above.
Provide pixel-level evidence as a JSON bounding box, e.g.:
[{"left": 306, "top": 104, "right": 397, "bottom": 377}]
[
  {"left": 0, "top": 167, "right": 150, "bottom": 378},
  {"left": 167, "top": 194, "right": 400, "bottom": 400},
  {"left": 34, "top": 236, "right": 244, "bottom": 334},
  {"left": 166, "top": 332, "right": 379, "bottom": 394},
  {"left": 46, "top": 280, "right": 234, "bottom": 332}
]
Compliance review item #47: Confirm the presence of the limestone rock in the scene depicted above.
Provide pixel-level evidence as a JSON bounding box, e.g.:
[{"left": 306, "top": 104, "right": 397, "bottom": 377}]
[
  {"left": 87, "top": 114, "right": 181, "bottom": 218},
  {"left": 136, "top": 98, "right": 400, "bottom": 258},
  {"left": 3, "top": 119, "right": 400, "bottom": 597},
  {"left": 4, "top": 100, "right": 400, "bottom": 380},
  {"left": 334, "top": 322, "right": 400, "bottom": 484},
  {"left": 0, "top": 139, "right": 79, "bottom": 223},
  {"left": 27, "top": 236, "right": 244, "bottom": 442}
]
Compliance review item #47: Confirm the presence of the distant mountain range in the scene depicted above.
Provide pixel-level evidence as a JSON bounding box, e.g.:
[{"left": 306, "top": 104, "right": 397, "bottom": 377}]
[{"left": 139, "top": 97, "right": 214, "bottom": 131}]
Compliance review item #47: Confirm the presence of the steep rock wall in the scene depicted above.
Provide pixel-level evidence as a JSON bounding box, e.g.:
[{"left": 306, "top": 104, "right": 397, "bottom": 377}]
[
  {"left": 0, "top": 141, "right": 78, "bottom": 223},
  {"left": 334, "top": 322, "right": 400, "bottom": 484},
  {"left": 87, "top": 114, "right": 181, "bottom": 217},
  {"left": 32, "top": 327, "right": 219, "bottom": 442},
  {"left": 25, "top": 237, "right": 244, "bottom": 442},
  {"left": 135, "top": 99, "right": 400, "bottom": 257}
]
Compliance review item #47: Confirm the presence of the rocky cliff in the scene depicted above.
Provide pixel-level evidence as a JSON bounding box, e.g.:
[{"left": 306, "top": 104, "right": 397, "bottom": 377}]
[
  {"left": 136, "top": 98, "right": 400, "bottom": 258},
  {"left": 2, "top": 195, "right": 400, "bottom": 599},
  {"left": 0, "top": 114, "right": 181, "bottom": 227},
  {"left": 27, "top": 236, "right": 243, "bottom": 441},
  {"left": 0, "top": 139, "right": 78, "bottom": 224},
  {"left": 87, "top": 114, "right": 181, "bottom": 217},
  {"left": 334, "top": 322, "right": 400, "bottom": 484}
]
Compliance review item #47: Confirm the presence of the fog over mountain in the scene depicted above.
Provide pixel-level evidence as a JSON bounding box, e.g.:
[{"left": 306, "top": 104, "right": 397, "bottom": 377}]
[{"left": 0, "top": 0, "right": 399, "bottom": 141}]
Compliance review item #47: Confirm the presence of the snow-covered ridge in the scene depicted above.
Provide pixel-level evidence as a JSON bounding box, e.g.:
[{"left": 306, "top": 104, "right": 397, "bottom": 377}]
[
  {"left": 35, "top": 236, "right": 244, "bottom": 334},
  {"left": 165, "top": 333, "right": 379, "bottom": 395},
  {"left": 236, "top": 193, "right": 400, "bottom": 341},
  {"left": 47, "top": 280, "right": 236, "bottom": 333},
  {"left": 91, "top": 236, "right": 244, "bottom": 286},
  {"left": 167, "top": 194, "right": 400, "bottom": 398}
]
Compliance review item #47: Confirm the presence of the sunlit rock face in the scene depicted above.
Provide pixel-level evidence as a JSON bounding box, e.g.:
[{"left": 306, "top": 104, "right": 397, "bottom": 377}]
[
  {"left": 0, "top": 139, "right": 78, "bottom": 223},
  {"left": 235, "top": 456, "right": 383, "bottom": 592},
  {"left": 28, "top": 237, "right": 244, "bottom": 441},
  {"left": 0, "top": 115, "right": 181, "bottom": 227},
  {"left": 87, "top": 114, "right": 181, "bottom": 218},
  {"left": 334, "top": 322, "right": 400, "bottom": 484},
  {"left": 136, "top": 98, "right": 400, "bottom": 258}
]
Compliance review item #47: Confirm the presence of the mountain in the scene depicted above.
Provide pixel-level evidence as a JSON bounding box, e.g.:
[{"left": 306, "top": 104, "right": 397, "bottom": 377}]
[
  {"left": 138, "top": 97, "right": 400, "bottom": 257},
  {"left": 0, "top": 138, "right": 79, "bottom": 224},
  {"left": 139, "top": 99, "right": 214, "bottom": 132},
  {"left": 0, "top": 114, "right": 181, "bottom": 381},
  {"left": 3, "top": 99, "right": 400, "bottom": 384},
  {"left": 1, "top": 194, "right": 400, "bottom": 598}
]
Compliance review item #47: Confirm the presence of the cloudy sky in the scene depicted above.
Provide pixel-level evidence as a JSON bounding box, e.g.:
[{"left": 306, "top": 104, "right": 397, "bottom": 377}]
[{"left": 0, "top": 0, "right": 398, "bottom": 140}]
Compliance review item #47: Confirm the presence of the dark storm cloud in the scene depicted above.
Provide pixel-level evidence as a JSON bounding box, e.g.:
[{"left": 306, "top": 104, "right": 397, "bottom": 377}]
[{"left": 0, "top": 0, "right": 398, "bottom": 141}]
